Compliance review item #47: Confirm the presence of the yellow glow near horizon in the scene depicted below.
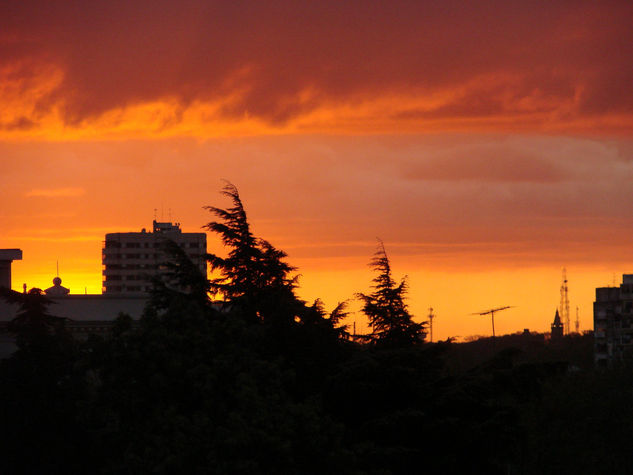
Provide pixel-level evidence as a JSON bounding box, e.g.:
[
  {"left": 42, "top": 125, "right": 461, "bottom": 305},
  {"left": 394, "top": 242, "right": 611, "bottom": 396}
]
[{"left": 9, "top": 245, "right": 613, "bottom": 342}]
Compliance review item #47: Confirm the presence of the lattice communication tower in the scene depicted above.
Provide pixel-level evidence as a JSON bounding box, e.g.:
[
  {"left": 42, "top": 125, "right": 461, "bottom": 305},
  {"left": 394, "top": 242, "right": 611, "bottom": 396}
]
[{"left": 559, "top": 268, "right": 570, "bottom": 335}]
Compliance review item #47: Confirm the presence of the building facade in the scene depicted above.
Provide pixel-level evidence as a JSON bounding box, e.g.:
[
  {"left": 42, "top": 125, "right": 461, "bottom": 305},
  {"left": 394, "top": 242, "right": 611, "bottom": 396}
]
[
  {"left": 102, "top": 220, "right": 207, "bottom": 295},
  {"left": 594, "top": 275, "right": 633, "bottom": 366}
]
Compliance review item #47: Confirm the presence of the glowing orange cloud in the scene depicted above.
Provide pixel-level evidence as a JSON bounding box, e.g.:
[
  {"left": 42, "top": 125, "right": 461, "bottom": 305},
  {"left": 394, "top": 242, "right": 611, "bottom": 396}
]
[{"left": 1, "top": 1, "right": 632, "bottom": 139}]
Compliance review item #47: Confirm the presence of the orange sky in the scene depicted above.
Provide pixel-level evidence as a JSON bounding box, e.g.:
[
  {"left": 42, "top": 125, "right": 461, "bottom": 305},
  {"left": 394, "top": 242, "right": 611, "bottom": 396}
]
[{"left": 2, "top": 1, "right": 633, "bottom": 340}]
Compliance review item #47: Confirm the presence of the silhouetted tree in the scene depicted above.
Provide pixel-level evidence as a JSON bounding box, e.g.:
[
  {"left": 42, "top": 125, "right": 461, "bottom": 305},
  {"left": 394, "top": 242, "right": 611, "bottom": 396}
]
[
  {"left": 302, "top": 299, "right": 350, "bottom": 336},
  {"left": 0, "top": 287, "right": 67, "bottom": 351},
  {"left": 204, "top": 182, "right": 301, "bottom": 325},
  {"left": 147, "top": 239, "right": 213, "bottom": 314},
  {"left": 0, "top": 288, "right": 89, "bottom": 474},
  {"left": 81, "top": 278, "right": 347, "bottom": 474},
  {"left": 357, "top": 241, "right": 425, "bottom": 346}
]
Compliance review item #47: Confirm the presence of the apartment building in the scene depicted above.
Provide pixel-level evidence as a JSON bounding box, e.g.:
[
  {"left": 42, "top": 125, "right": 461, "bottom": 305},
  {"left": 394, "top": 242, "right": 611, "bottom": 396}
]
[
  {"left": 102, "top": 220, "right": 207, "bottom": 295},
  {"left": 594, "top": 274, "right": 633, "bottom": 366}
]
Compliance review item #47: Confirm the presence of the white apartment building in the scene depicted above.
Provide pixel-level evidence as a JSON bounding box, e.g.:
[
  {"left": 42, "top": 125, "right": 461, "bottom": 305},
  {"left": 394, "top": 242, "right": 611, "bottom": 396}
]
[{"left": 102, "top": 220, "right": 207, "bottom": 295}]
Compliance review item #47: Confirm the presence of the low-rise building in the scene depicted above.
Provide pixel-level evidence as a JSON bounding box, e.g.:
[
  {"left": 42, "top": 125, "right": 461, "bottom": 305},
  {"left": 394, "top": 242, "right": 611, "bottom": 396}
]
[{"left": 0, "top": 220, "right": 207, "bottom": 357}]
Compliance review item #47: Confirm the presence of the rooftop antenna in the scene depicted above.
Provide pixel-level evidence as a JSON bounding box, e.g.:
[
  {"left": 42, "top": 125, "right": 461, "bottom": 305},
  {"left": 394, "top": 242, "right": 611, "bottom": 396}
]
[
  {"left": 471, "top": 306, "right": 513, "bottom": 348},
  {"left": 169, "top": 208, "right": 172, "bottom": 222},
  {"left": 560, "top": 268, "right": 570, "bottom": 335},
  {"left": 428, "top": 307, "right": 435, "bottom": 343},
  {"left": 153, "top": 208, "right": 157, "bottom": 220}
]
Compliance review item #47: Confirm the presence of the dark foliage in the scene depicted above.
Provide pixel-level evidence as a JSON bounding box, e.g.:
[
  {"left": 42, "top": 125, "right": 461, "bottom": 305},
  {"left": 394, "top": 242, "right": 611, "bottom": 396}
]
[
  {"left": 0, "top": 287, "right": 68, "bottom": 351},
  {"left": 0, "top": 287, "right": 88, "bottom": 474},
  {"left": 146, "top": 238, "right": 213, "bottom": 313}
]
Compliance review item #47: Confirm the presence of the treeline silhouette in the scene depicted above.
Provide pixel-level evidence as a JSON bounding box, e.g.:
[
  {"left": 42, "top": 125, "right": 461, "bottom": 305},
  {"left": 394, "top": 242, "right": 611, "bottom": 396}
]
[{"left": 0, "top": 184, "right": 629, "bottom": 474}]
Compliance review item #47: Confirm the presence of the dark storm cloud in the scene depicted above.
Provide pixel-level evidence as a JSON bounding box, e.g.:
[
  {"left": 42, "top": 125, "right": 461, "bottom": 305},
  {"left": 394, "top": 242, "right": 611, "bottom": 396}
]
[{"left": 1, "top": 0, "right": 632, "bottom": 128}]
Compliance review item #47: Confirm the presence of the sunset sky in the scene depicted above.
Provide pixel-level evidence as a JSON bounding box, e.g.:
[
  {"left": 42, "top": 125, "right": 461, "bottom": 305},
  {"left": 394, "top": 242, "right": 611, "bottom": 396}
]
[{"left": 2, "top": 1, "right": 632, "bottom": 340}]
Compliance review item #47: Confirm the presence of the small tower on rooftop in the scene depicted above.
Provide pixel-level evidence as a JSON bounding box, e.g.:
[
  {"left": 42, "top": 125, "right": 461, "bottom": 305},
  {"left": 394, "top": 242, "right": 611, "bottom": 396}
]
[
  {"left": 45, "top": 276, "right": 70, "bottom": 296},
  {"left": 551, "top": 309, "right": 564, "bottom": 341}
]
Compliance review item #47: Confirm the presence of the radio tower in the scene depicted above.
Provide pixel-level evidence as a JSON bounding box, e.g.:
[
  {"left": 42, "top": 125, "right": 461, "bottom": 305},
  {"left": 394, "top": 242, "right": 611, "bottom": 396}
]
[{"left": 559, "top": 268, "right": 570, "bottom": 335}]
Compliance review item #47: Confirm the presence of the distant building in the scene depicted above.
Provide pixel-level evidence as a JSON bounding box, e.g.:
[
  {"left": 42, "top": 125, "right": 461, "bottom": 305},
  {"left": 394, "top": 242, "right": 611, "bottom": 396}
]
[
  {"left": 594, "top": 275, "right": 633, "bottom": 366},
  {"left": 102, "top": 220, "right": 207, "bottom": 295},
  {"left": 0, "top": 247, "right": 147, "bottom": 357},
  {"left": 0, "top": 290, "right": 147, "bottom": 358},
  {"left": 0, "top": 249, "right": 22, "bottom": 289},
  {"left": 551, "top": 309, "right": 564, "bottom": 341},
  {"left": 0, "top": 219, "right": 207, "bottom": 357}
]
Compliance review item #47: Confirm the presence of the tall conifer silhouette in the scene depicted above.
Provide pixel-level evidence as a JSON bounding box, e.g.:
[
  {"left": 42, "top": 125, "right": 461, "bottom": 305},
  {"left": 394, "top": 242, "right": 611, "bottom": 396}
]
[
  {"left": 357, "top": 241, "right": 425, "bottom": 346},
  {"left": 204, "top": 182, "right": 299, "bottom": 324}
]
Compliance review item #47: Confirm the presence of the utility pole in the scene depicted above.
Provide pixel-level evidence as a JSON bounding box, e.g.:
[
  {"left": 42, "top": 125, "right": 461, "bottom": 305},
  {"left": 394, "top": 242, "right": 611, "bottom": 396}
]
[{"left": 428, "top": 307, "right": 435, "bottom": 343}]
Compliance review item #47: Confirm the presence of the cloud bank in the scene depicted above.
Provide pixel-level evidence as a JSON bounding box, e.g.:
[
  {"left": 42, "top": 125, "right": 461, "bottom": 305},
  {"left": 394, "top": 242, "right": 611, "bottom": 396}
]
[{"left": 1, "top": 0, "right": 632, "bottom": 137}]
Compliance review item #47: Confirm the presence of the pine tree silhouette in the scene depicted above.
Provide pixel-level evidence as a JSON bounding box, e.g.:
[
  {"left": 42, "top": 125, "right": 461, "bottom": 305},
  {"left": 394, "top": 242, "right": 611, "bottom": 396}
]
[
  {"left": 357, "top": 240, "right": 425, "bottom": 346},
  {"left": 204, "top": 182, "right": 300, "bottom": 325}
]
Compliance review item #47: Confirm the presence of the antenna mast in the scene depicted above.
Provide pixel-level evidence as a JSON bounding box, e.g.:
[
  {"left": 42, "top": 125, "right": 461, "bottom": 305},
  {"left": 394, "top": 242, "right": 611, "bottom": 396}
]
[
  {"left": 575, "top": 306, "right": 580, "bottom": 334},
  {"left": 471, "top": 306, "right": 513, "bottom": 348},
  {"left": 428, "top": 307, "right": 435, "bottom": 343},
  {"left": 560, "top": 268, "right": 570, "bottom": 335}
]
